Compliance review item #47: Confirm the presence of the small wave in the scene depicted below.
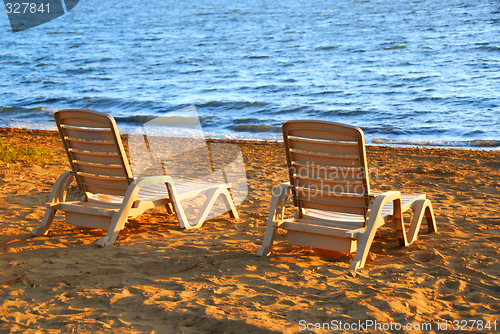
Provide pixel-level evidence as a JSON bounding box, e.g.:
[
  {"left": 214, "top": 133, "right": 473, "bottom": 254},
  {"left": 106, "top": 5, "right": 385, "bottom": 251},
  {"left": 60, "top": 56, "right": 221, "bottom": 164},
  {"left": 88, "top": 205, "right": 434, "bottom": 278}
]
[
  {"left": 315, "top": 109, "right": 370, "bottom": 117},
  {"left": 0, "top": 105, "right": 55, "bottom": 118},
  {"left": 313, "top": 90, "right": 342, "bottom": 95},
  {"left": 475, "top": 46, "right": 500, "bottom": 52},
  {"left": 383, "top": 45, "right": 407, "bottom": 50},
  {"left": 66, "top": 98, "right": 162, "bottom": 112},
  {"left": 119, "top": 115, "right": 205, "bottom": 129},
  {"left": 114, "top": 115, "right": 157, "bottom": 124},
  {"left": 230, "top": 124, "right": 282, "bottom": 133},
  {"left": 315, "top": 46, "right": 338, "bottom": 51},
  {"left": 199, "top": 101, "right": 271, "bottom": 111},
  {"left": 232, "top": 118, "right": 263, "bottom": 125},
  {"left": 64, "top": 68, "right": 97, "bottom": 75},
  {"left": 245, "top": 55, "right": 270, "bottom": 59},
  {"left": 411, "top": 96, "right": 445, "bottom": 102},
  {"left": 372, "top": 138, "right": 500, "bottom": 148}
]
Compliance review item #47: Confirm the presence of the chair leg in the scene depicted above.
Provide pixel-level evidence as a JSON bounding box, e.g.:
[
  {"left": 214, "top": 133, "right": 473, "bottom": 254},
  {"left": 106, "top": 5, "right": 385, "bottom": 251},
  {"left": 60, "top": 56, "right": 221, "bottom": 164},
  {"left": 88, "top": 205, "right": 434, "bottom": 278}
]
[
  {"left": 350, "top": 192, "right": 404, "bottom": 270},
  {"left": 222, "top": 187, "right": 239, "bottom": 219},
  {"left": 424, "top": 201, "right": 437, "bottom": 233},
  {"left": 257, "top": 183, "right": 290, "bottom": 256},
  {"left": 97, "top": 181, "right": 140, "bottom": 247},
  {"left": 168, "top": 185, "right": 191, "bottom": 229},
  {"left": 179, "top": 187, "right": 239, "bottom": 229},
  {"left": 392, "top": 198, "right": 408, "bottom": 247},
  {"left": 31, "top": 208, "right": 57, "bottom": 236},
  {"left": 257, "top": 224, "right": 278, "bottom": 256},
  {"left": 170, "top": 186, "right": 240, "bottom": 230},
  {"left": 165, "top": 202, "right": 174, "bottom": 214},
  {"left": 407, "top": 199, "right": 437, "bottom": 245},
  {"left": 189, "top": 187, "right": 223, "bottom": 229},
  {"left": 97, "top": 213, "right": 129, "bottom": 248},
  {"left": 349, "top": 218, "right": 384, "bottom": 270},
  {"left": 31, "top": 170, "right": 74, "bottom": 237}
]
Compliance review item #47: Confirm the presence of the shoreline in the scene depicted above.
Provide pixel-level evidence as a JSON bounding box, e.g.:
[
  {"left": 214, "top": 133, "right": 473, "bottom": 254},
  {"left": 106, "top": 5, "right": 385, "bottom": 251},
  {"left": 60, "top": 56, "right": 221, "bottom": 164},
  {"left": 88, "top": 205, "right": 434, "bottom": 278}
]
[
  {"left": 1, "top": 128, "right": 499, "bottom": 333},
  {"left": 1, "top": 126, "right": 500, "bottom": 151}
]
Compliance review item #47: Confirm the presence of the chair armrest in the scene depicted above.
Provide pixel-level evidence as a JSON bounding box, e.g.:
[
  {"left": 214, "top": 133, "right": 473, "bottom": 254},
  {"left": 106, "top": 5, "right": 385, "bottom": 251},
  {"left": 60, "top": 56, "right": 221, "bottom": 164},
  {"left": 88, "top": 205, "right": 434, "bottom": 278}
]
[
  {"left": 112, "top": 175, "right": 176, "bottom": 214},
  {"left": 47, "top": 170, "right": 75, "bottom": 204},
  {"left": 268, "top": 182, "right": 292, "bottom": 223},
  {"left": 134, "top": 175, "right": 175, "bottom": 189},
  {"left": 366, "top": 191, "right": 401, "bottom": 227}
]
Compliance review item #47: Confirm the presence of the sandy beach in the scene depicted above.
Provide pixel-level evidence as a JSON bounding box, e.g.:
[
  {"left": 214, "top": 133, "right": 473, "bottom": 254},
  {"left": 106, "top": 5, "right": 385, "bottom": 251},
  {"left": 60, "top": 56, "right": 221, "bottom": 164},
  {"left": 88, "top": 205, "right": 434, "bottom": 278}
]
[{"left": 0, "top": 128, "right": 499, "bottom": 333}]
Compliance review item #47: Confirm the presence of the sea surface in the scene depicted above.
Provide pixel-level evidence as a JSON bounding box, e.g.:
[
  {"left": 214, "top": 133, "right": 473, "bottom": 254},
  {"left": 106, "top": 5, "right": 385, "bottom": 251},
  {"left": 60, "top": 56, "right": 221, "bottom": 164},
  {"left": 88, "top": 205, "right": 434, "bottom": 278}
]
[{"left": 1, "top": 0, "right": 500, "bottom": 147}]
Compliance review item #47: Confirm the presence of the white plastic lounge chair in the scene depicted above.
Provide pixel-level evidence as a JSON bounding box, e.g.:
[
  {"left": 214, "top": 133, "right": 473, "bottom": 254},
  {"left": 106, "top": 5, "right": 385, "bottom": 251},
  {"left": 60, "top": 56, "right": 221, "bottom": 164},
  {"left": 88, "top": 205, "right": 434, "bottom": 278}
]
[
  {"left": 31, "top": 109, "right": 239, "bottom": 247},
  {"left": 257, "top": 120, "right": 437, "bottom": 270}
]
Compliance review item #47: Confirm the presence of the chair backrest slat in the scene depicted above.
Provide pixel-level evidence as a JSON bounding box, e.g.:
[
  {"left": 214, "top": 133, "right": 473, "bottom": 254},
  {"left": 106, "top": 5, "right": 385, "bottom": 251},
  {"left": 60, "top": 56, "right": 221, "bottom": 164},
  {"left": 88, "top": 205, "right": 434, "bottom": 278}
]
[
  {"left": 82, "top": 183, "right": 132, "bottom": 196},
  {"left": 66, "top": 138, "right": 119, "bottom": 153},
  {"left": 55, "top": 109, "right": 134, "bottom": 197},
  {"left": 288, "top": 136, "right": 360, "bottom": 155},
  {"left": 78, "top": 174, "right": 130, "bottom": 190},
  {"left": 69, "top": 150, "right": 123, "bottom": 165},
  {"left": 294, "top": 177, "right": 365, "bottom": 195},
  {"left": 74, "top": 162, "right": 129, "bottom": 177},
  {"left": 283, "top": 121, "right": 371, "bottom": 218},
  {"left": 60, "top": 125, "right": 117, "bottom": 142},
  {"left": 285, "top": 127, "right": 359, "bottom": 142},
  {"left": 298, "top": 198, "right": 367, "bottom": 216},
  {"left": 290, "top": 150, "right": 361, "bottom": 167},
  {"left": 55, "top": 116, "right": 112, "bottom": 128}
]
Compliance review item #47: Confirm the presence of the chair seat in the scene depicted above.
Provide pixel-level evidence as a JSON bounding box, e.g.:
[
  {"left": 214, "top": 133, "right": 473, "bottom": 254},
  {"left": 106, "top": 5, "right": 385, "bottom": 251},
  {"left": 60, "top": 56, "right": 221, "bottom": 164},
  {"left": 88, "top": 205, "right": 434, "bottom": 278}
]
[
  {"left": 377, "top": 192, "right": 426, "bottom": 218},
  {"left": 277, "top": 193, "right": 426, "bottom": 232},
  {"left": 47, "top": 201, "right": 119, "bottom": 217},
  {"left": 86, "top": 179, "right": 231, "bottom": 204},
  {"left": 47, "top": 179, "right": 232, "bottom": 219},
  {"left": 279, "top": 219, "right": 366, "bottom": 239}
]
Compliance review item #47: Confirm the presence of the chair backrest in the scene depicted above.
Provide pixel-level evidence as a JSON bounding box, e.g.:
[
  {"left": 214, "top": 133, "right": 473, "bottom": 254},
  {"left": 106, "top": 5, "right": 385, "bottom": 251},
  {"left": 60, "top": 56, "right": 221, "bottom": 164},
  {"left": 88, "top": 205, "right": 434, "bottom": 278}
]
[
  {"left": 55, "top": 109, "right": 134, "bottom": 196},
  {"left": 282, "top": 121, "right": 371, "bottom": 218}
]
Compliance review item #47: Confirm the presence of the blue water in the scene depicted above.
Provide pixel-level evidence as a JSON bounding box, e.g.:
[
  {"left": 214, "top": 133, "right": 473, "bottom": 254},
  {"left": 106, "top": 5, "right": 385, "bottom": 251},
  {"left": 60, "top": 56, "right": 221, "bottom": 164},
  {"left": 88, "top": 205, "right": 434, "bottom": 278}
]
[{"left": 1, "top": 0, "right": 500, "bottom": 147}]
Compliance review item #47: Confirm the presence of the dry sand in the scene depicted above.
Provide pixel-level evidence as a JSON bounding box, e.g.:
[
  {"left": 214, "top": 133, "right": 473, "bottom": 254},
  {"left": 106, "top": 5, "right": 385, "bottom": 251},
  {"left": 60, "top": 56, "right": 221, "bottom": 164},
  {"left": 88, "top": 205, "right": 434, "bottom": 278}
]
[{"left": 0, "top": 128, "right": 499, "bottom": 333}]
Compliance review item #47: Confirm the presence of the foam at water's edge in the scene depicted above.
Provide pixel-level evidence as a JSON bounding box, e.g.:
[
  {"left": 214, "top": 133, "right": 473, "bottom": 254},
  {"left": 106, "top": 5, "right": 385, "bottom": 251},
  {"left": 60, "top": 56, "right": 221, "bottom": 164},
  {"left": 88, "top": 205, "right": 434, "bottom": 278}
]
[
  {"left": 372, "top": 138, "right": 500, "bottom": 149},
  {"left": 3, "top": 123, "right": 499, "bottom": 150}
]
